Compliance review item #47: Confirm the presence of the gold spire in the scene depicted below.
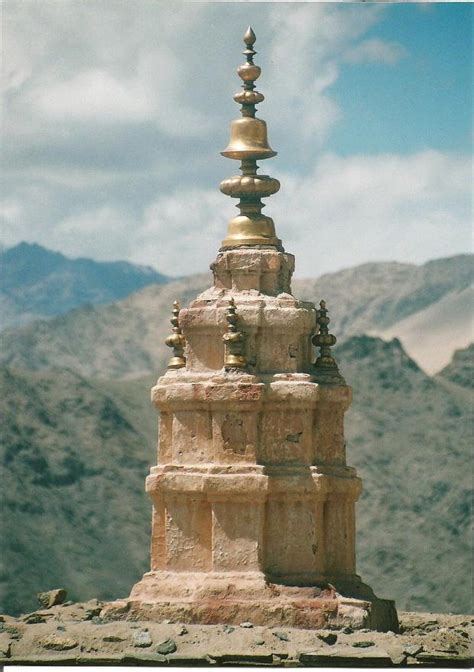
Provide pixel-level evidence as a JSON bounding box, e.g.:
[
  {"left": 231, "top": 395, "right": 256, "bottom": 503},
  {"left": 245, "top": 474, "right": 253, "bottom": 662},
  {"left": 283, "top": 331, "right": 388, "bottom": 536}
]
[
  {"left": 312, "top": 300, "right": 345, "bottom": 385},
  {"left": 220, "top": 28, "right": 281, "bottom": 249},
  {"left": 165, "top": 301, "right": 186, "bottom": 369},
  {"left": 223, "top": 298, "right": 247, "bottom": 370}
]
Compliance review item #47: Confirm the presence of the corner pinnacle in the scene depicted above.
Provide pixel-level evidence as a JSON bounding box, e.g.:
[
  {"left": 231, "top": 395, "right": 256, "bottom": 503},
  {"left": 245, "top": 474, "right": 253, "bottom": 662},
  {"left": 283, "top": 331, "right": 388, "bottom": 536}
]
[{"left": 312, "top": 300, "right": 345, "bottom": 385}]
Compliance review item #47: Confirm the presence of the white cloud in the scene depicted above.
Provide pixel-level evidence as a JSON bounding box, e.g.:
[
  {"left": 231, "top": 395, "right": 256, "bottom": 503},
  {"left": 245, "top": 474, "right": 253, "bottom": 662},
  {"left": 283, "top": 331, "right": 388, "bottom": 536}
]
[
  {"left": 146, "top": 150, "right": 470, "bottom": 277},
  {"left": 264, "top": 4, "right": 384, "bottom": 144},
  {"left": 2, "top": 150, "right": 470, "bottom": 278},
  {"left": 344, "top": 38, "right": 407, "bottom": 65},
  {"left": 274, "top": 150, "right": 472, "bottom": 277},
  {"left": 32, "top": 69, "right": 152, "bottom": 122},
  {"left": 132, "top": 190, "right": 226, "bottom": 275},
  {"left": 1, "top": 1, "right": 470, "bottom": 282}
]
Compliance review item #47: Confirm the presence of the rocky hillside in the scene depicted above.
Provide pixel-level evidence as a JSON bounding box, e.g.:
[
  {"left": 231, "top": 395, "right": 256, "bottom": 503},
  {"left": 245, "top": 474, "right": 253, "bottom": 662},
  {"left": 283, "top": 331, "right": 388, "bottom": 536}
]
[
  {"left": 0, "top": 243, "right": 169, "bottom": 329},
  {"left": 0, "top": 274, "right": 209, "bottom": 379},
  {"left": 294, "top": 254, "right": 473, "bottom": 338},
  {"left": 1, "top": 255, "right": 472, "bottom": 377},
  {"left": 437, "top": 343, "right": 474, "bottom": 389},
  {"left": 0, "top": 367, "right": 156, "bottom": 616},
  {"left": 1, "top": 336, "right": 471, "bottom": 617},
  {"left": 336, "top": 336, "right": 472, "bottom": 615}
]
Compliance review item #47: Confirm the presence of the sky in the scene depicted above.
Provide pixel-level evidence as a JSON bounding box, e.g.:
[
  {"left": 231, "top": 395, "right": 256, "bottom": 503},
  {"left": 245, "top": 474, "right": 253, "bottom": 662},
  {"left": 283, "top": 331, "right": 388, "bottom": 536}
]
[{"left": 1, "top": 1, "right": 472, "bottom": 278}]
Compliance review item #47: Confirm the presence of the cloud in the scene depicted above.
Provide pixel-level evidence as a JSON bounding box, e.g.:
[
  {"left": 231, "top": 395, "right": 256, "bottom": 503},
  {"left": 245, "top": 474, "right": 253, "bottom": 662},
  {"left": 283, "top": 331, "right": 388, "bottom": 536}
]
[
  {"left": 344, "top": 38, "right": 407, "bottom": 65},
  {"left": 1, "top": 1, "right": 470, "bottom": 282},
  {"left": 264, "top": 4, "right": 384, "bottom": 145},
  {"left": 274, "top": 150, "right": 471, "bottom": 277},
  {"left": 31, "top": 69, "right": 152, "bottom": 122},
  {"left": 140, "top": 150, "right": 469, "bottom": 277},
  {"left": 8, "top": 149, "right": 466, "bottom": 279}
]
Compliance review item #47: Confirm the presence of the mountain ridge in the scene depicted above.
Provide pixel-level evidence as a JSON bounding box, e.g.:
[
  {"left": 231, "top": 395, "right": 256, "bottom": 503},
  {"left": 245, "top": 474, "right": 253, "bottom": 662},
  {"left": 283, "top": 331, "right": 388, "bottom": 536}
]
[
  {"left": 0, "top": 242, "right": 170, "bottom": 329},
  {"left": 1, "top": 254, "right": 471, "bottom": 377}
]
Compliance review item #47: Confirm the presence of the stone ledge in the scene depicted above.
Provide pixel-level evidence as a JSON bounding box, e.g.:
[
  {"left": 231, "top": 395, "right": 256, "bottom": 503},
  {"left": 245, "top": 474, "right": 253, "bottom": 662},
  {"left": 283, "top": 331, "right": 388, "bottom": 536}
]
[
  {"left": 151, "top": 377, "right": 351, "bottom": 409},
  {"left": 145, "top": 466, "right": 362, "bottom": 499}
]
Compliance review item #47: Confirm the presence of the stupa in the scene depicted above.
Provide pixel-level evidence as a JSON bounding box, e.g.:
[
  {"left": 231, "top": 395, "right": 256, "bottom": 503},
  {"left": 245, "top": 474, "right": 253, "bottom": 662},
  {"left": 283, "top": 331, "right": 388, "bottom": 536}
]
[{"left": 106, "top": 28, "right": 397, "bottom": 631}]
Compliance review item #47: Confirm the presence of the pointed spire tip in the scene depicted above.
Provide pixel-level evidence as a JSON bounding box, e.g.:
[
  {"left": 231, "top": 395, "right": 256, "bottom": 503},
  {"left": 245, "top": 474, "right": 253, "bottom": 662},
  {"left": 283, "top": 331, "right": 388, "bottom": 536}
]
[{"left": 243, "top": 26, "right": 256, "bottom": 47}]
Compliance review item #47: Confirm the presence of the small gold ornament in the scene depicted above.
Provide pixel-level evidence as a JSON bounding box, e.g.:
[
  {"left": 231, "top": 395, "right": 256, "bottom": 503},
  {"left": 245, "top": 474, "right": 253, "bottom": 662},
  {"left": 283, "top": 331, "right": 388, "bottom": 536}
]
[
  {"left": 312, "top": 300, "right": 345, "bottom": 385},
  {"left": 223, "top": 298, "right": 247, "bottom": 370},
  {"left": 165, "top": 300, "right": 186, "bottom": 369}
]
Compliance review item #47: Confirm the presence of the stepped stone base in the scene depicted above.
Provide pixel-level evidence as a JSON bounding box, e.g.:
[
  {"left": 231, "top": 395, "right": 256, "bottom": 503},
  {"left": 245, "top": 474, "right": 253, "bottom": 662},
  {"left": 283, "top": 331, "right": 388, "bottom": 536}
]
[{"left": 102, "top": 571, "right": 398, "bottom": 632}]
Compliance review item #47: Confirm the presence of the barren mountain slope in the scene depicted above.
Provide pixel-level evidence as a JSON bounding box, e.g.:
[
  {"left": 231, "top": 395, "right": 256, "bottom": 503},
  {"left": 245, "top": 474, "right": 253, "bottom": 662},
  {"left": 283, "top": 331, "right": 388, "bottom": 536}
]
[
  {"left": 293, "top": 253, "right": 473, "bottom": 338},
  {"left": 0, "top": 367, "right": 156, "bottom": 616},
  {"left": 0, "top": 243, "right": 169, "bottom": 330},
  {"left": 337, "top": 336, "right": 472, "bottom": 615},
  {"left": 1, "top": 255, "right": 471, "bottom": 379},
  {"left": 0, "top": 275, "right": 209, "bottom": 379},
  {"left": 370, "top": 286, "right": 473, "bottom": 374},
  {"left": 437, "top": 342, "right": 474, "bottom": 389}
]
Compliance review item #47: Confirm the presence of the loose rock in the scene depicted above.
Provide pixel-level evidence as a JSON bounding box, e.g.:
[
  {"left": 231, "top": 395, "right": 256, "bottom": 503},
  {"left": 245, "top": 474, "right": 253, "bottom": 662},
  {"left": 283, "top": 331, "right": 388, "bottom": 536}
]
[
  {"left": 255, "top": 638, "right": 265, "bottom": 646},
  {"left": 84, "top": 607, "right": 102, "bottom": 621},
  {"left": 156, "top": 638, "right": 177, "bottom": 655},
  {"left": 352, "top": 640, "right": 375, "bottom": 648},
  {"left": 5, "top": 626, "right": 21, "bottom": 640},
  {"left": 123, "top": 652, "right": 167, "bottom": 664},
  {"left": 223, "top": 625, "right": 235, "bottom": 634},
  {"left": 39, "top": 633, "right": 78, "bottom": 651},
  {"left": 37, "top": 589, "right": 67, "bottom": 609},
  {"left": 103, "top": 635, "right": 126, "bottom": 642},
  {"left": 0, "top": 641, "right": 11, "bottom": 659},
  {"left": 240, "top": 622, "right": 253, "bottom": 628},
  {"left": 22, "top": 613, "right": 46, "bottom": 624},
  {"left": 404, "top": 643, "right": 423, "bottom": 656},
  {"left": 342, "top": 626, "right": 353, "bottom": 634},
  {"left": 177, "top": 625, "right": 188, "bottom": 636},
  {"left": 132, "top": 630, "right": 152, "bottom": 648},
  {"left": 273, "top": 630, "right": 289, "bottom": 641},
  {"left": 318, "top": 632, "right": 337, "bottom": 645}
]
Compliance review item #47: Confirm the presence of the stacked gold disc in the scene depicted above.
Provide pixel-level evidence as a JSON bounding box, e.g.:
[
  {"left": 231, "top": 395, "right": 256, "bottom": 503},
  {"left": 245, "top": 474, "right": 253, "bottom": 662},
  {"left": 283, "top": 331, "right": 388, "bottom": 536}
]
[{"left": 220, "top": 27, "right": 282, "bottom": 249}]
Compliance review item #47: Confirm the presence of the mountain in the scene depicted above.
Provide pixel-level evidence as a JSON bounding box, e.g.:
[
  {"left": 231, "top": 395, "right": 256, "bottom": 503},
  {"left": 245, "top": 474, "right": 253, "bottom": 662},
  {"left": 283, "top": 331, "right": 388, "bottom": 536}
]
[
  {"left": 294, "top": 254, "right": 473, "bottom": 338},
  {"left": 0, "top": 274, "right": 209, "bottom": 378},
  {"left": 437, "top": 343, "right": 474, "bottom": 389},
  {"left": 1, "top": 254, "right": 472, "bottom": 377},
  {"left": 0, "top": 242, "right": 170, "bottom": 329},
  {"left": 336, "top": 336, "right": 472, "bottom": 615},
  {"left": 370, "top": 286, "right": 473, "bottom": 374},
  {"left": 0, "top": 366, "right": 156, "bottom": 616},
  {"left": 293, "top": 254, "right": 473, "bottom": 374},
  {"left": 1, "top": 337, "right": 472, "bottom": 616}
]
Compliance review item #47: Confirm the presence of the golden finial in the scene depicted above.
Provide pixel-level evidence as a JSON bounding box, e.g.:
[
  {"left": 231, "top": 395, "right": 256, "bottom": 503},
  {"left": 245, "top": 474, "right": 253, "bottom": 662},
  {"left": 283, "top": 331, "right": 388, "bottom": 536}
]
[
  {"left": 223, "top": 298, "right": 247, "bottom": 370},
  {"left": 165, "top": 300, "right": 186, "bottom": 369},
  {"left": 220, "top": 28, "right": 281, "bottom": 249},
  {"left": 312, "top": 300, "right": 345, "bottom": 385}
]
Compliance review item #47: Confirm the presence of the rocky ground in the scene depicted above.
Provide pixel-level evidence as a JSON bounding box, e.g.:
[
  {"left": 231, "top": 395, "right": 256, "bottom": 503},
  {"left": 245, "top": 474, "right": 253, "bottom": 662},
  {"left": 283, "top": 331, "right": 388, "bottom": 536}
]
[{"left": 0, "top": 594, "right": 472, "bottom": 667}]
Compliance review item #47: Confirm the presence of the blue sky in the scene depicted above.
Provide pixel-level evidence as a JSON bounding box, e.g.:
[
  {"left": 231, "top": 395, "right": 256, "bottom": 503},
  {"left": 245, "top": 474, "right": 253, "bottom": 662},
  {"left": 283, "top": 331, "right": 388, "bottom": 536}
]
[
  {"left": 1, "top": 1, "right": 472, "bottom": 278},
  {"left": 331, "top": 3, "right": 472, "bottom": 155}
]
